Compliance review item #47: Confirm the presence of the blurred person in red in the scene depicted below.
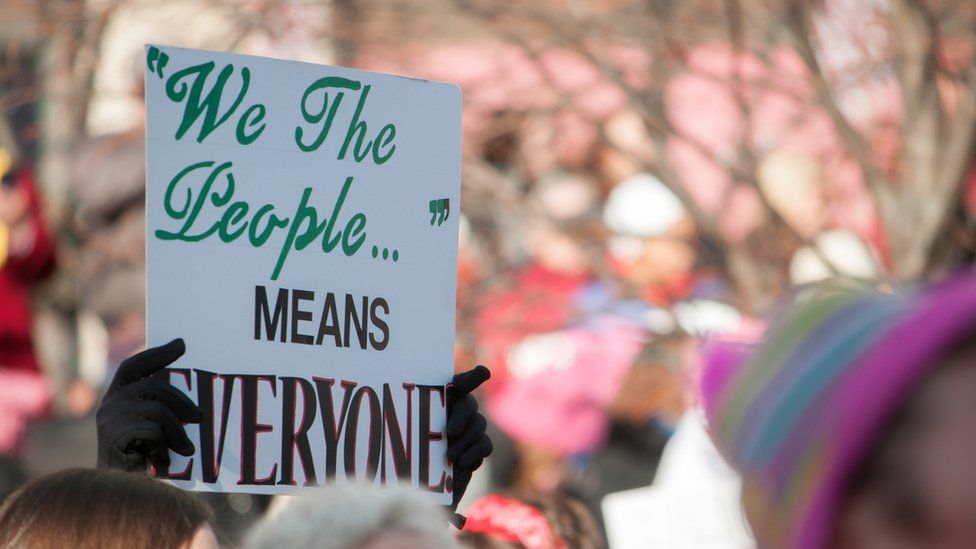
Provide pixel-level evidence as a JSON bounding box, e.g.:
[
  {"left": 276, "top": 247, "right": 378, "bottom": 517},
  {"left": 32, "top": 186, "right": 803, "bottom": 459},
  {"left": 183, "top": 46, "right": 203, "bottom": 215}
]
[
  {"left": 0, "top": 146, "right": 54, "bottom": 372},
  {"left": 0, "top": 146, "right": 55, "bottom": 456},
  {"left": 457, "top": 492, "right": 604, "bottom": 549}
]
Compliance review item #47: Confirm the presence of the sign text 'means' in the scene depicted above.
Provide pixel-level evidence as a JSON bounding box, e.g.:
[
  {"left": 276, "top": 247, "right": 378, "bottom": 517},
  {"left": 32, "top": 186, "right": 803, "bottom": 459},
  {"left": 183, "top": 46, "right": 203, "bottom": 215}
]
[{"left": 255, "top": 285, "right": 389, "bottom": 350}]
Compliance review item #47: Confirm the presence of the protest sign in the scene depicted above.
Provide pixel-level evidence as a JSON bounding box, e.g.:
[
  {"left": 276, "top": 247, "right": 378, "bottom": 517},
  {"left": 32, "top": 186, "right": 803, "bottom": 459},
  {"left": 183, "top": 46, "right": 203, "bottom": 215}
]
[{"left": 144, "top": 45, "right": 460, "bottom": 502}]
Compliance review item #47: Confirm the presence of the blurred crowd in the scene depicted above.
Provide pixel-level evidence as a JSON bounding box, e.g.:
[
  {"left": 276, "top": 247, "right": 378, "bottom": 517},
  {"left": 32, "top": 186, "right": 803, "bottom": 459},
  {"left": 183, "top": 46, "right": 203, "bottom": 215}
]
[
  {"left": 0, "top": 44, "right": 765, "bottom": 544},
  {"left": 0, "top": 86, "right": 748, "bottom": 544}
]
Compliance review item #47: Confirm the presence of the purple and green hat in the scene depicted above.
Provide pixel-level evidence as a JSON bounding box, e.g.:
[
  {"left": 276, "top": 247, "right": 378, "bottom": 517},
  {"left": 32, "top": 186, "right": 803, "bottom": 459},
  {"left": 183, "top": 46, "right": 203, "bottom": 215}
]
[{"left": 701, "top": 272, "right": 976, "bottom": 549}]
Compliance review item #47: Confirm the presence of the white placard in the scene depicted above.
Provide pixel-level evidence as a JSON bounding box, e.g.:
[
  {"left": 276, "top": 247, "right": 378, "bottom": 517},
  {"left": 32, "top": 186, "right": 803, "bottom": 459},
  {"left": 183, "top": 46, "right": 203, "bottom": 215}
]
[
  {"left": 145, "top": 45, "right": 460, "bottom": 503},
  {"left": 602, "top": 411, "right": 755, "bottom": 548}
]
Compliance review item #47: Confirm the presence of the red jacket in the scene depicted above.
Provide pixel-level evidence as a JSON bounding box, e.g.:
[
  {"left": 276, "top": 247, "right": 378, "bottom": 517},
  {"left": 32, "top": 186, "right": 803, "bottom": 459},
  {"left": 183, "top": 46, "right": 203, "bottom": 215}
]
[{"left": 0, "top": 168, "right": 56, "bottom": 373}]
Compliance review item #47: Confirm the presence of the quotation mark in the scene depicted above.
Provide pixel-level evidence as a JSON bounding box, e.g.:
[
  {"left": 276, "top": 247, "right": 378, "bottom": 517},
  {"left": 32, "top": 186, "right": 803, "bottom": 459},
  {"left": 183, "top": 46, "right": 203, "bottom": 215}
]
[
  {"left": 429, "top": 198, "right": 450, "bottom": 226},
  {"left": 147, "top": 46, "right": 170, "bottom": 80}
]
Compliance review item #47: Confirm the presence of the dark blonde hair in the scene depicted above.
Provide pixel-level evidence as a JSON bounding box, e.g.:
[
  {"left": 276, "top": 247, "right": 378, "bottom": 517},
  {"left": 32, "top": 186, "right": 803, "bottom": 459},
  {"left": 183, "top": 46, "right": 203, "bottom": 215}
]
[{"left": 0, "top": 468, "right": 212, "bottom": 549}]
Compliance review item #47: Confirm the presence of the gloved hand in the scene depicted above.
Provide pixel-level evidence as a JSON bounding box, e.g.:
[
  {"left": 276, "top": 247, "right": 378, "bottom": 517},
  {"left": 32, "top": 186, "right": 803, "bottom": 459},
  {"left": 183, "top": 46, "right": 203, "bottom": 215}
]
[
  {"left": 445, "top": 365, "right": 493, "bottom": 528},
  {"left": 96, "top": 338, "right": 203, "bottom": 471}
]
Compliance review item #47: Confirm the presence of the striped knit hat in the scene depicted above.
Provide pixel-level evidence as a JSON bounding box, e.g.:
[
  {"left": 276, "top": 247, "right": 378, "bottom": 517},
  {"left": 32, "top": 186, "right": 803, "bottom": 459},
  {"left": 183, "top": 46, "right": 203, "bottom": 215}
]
[{"left": 701, "top": 273, "right": 976, "bottom": 549}]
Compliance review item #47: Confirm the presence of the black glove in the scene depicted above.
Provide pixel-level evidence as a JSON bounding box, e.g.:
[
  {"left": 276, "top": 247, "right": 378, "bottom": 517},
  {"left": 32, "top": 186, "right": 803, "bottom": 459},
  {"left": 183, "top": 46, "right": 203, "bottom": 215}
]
[
  {"left": 445, "top": 365, "right": 493, "bottom": 528},
  {"left": 96, "top": 338, "right": 203, "bottom": 471}
]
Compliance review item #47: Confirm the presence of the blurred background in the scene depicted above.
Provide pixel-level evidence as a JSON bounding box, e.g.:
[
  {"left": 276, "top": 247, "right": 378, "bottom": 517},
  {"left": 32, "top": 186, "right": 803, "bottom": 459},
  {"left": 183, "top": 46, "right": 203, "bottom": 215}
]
[{"left": 1, "top": 0, "right": 975, "bottom": 546}]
